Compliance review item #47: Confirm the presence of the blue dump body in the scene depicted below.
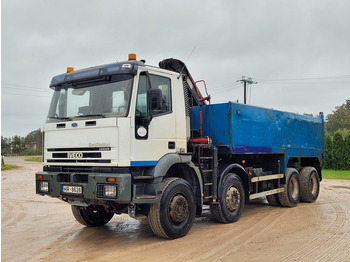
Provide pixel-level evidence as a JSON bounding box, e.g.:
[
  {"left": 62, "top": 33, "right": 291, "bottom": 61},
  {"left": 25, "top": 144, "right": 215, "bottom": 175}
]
[{"left": 192, "top": 102, "right": 325, "bottom": 171}]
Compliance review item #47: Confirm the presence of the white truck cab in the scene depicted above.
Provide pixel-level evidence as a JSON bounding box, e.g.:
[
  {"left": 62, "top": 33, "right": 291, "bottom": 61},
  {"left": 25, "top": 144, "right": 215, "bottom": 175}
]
[{"left": 44, "top": 55, "right": 188, "bottom": 168}]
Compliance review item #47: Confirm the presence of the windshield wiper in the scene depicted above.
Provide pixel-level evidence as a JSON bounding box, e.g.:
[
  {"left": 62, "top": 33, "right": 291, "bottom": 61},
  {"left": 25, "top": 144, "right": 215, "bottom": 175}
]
[
  {"left": 48, "top": 116, "right": 71, "bottom": 120},
  {"left": 74, "top": 114, "right": 106, "bottom": 118}
]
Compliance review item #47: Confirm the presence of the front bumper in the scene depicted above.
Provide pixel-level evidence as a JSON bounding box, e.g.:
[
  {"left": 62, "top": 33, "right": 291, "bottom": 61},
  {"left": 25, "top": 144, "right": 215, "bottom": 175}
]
[{"left": 36, "top": 171, "right": 132, "bottom": 203}]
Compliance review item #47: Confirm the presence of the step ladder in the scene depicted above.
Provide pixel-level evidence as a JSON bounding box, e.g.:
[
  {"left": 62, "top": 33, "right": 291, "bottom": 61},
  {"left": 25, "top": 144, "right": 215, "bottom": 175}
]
[{"left": 192, "top": 144, "right": 218, "bottom": 202}]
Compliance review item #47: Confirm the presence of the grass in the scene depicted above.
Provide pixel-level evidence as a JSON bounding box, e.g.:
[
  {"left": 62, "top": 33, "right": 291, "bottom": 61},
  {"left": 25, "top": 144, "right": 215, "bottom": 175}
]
[
  {"left": 1, "top": 164, "right": 19, "bottom": 171},
  {"left": 24, "top": 157, "right": 42, "bottom": 162},
  {"left": 322, "top": 169, "right": 350, "bottom": 180}
]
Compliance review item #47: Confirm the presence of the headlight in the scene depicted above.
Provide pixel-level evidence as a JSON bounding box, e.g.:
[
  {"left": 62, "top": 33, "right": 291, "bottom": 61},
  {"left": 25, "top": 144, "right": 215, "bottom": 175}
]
[
  {"left": 97, "top": 184, "right": 117, "bottom": 198},
  {"left": 39, "top": 181, "right": 49, "bottom": 193},
  {"left": 104, "top": 185, "right": 117, "bottom": 197}
]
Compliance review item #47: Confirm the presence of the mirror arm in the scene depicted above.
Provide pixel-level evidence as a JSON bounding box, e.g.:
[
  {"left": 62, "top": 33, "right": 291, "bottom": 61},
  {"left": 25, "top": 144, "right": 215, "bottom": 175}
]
[{"left": 142, "top": 116, "right": 152, "bottom": 126}]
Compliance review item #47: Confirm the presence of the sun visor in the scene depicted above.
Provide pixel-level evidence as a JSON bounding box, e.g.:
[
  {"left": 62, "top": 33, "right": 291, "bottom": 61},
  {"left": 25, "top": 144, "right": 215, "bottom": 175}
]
[{"left": 50, "top": 62, "right": 138, "bottom": 89}]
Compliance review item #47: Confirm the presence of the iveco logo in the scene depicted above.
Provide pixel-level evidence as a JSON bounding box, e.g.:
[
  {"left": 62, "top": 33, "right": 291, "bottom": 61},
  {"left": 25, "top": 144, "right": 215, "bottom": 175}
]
[
  {"left": 68, "top": 152, "right": 83, "bottom": 158},
  {"left": 71, "top": 123, "right": 78, "bottom": 127}
]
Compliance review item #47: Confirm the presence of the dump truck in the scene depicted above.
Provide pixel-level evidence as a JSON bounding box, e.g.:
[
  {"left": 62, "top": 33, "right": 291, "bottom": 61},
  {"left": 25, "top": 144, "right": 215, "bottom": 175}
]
[{"left": 36, "top": 54, "right": 325, "bottom": 239}]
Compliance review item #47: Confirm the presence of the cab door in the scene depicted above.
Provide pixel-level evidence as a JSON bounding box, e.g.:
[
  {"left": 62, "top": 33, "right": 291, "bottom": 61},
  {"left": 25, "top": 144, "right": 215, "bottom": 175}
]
[{"left": 130, "top": 71, "right": 176, "bottom": 167}]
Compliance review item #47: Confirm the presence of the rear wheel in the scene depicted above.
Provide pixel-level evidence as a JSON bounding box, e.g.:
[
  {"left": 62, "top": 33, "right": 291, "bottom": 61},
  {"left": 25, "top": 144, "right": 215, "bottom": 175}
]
[
  {"left": 300, "top": 167, "right": 320, "bottom": 203},
  {"left": 278, "top": 168, "right": 301, "bottom": 207},
  {"left": 266, "top": 193, "right": 281, "bottom": 206},
  {"left": 148, "top": 178, "right": 196, "bottom": 239},
  {"left": 211, "top": 173, "right": 245, "bottom": 223},
  {"left": 71, "top": 205, "right": 114, "bottom": 226}
]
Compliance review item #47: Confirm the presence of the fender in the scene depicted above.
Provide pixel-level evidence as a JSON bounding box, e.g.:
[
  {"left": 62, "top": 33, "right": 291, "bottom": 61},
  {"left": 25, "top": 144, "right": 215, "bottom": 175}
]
[
  {"left": 218, "top": 163, "right": 250, "bottom": 202},
  {"left": 150, "top": 153, "right": 190, "bottom": 178},
  {"left": 144, "top": 153, "right": 203, "bottom": 207},
  {"left": 145, "top": 153, "right": 199, "bottom": 180}
]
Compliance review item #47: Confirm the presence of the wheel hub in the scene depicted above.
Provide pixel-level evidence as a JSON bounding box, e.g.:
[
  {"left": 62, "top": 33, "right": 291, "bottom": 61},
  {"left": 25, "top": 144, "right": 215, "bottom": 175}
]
[
  {"left": 310, "top": 173, "right": 318, "bottom": 195},
  {"left": 226, "top": 186, "right": 240, "bottom": 212},
  {"left": 169, "top": 194, "right": 189, "bottom": 224},
  {"left": 289, "top": 176, "right": 299, "bottom": 200}
]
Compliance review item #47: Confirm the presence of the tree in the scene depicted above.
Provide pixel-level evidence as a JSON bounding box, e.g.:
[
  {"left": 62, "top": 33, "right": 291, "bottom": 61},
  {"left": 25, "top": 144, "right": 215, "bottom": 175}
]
[
  {"left": 325, "top": 100, "right": 350, "bottom": 135},
  {"left": 1, "top": 136, "right": 12, "bottom": 155},
  {"left": 331, "top": 131, "right": 345, "bottom": 170},
  {"left": 345, "top": 132, "right": 350, "bottom": 170},
  {"left": 1, "top": 129, "right": 42, "bottom": 156},
  {"left": 323, "top": 133, "right": 333, "bottom": 169},
  {"left": 24, "top": 129, "right": 42, "bottom": 155},
  {"left": 11, "top": 135, "right": 23, "bottom": 155}
]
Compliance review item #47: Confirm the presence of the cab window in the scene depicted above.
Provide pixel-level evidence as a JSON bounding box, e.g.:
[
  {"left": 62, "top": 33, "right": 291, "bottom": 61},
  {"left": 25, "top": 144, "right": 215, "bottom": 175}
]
[
  {"left": 135, "top": 74, "right": 172, "bottom": 117},
  {"left": 149, "top": 74, "right": 171, "bottom": 116}
]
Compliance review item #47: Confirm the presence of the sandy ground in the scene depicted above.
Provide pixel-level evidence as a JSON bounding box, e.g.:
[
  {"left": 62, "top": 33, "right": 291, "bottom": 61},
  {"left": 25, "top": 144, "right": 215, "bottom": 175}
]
[{"left": 1, "top": 157, "right": 350, "bottom": 262}]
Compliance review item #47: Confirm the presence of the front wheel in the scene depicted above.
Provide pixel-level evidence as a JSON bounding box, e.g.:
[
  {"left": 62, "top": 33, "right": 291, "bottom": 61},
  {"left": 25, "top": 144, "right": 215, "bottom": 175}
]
[
  {"left": 71, "top": 205, "right": 114, "bottom": 227},
  {"left": 148, "top": 178, "right": 196, "bottom": 239},
  {"left": 211, "top": 173, "right": 245, "bottom": 223}
]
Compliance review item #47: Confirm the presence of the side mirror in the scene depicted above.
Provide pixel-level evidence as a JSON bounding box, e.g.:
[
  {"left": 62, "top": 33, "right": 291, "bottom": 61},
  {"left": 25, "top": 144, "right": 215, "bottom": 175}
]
[{"left": 148, "top": 89, "right": 163, "bottom": 111}]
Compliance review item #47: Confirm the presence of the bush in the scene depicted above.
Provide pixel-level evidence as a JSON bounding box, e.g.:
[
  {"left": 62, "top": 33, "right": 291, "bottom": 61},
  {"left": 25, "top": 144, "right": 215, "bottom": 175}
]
[
  {"left": 324, "top": 133, "right": 333, "bottom": 169},
  {"left": 332, "top": 131, "right": 345, "bottom": 169},
  {"left": 325, "top": 131, "right": 350, "bottom": 170},
  {"left": 345, "top": 133, "right": 350, "bottom": 170}
]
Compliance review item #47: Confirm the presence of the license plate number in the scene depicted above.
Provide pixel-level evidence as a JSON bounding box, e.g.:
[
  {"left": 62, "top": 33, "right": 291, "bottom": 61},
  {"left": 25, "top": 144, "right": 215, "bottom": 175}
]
[{"left": 62, "top": 185, "right": 82, "bottom": 194}]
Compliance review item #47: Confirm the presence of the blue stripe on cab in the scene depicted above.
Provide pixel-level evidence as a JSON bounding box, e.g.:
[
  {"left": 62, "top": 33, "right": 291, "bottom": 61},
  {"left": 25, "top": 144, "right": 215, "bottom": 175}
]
[{"left": 130, "top": 161, "right": 158, "bottom": 167}]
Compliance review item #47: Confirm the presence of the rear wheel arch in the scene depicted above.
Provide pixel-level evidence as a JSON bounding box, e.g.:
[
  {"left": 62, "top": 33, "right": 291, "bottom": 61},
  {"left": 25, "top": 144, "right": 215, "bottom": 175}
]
[
  {"left": 287, "top": 157, "right": 322, "bottom": 181},
  {"left": 218, "top": 163, "right": 250, "bottom": 203}
]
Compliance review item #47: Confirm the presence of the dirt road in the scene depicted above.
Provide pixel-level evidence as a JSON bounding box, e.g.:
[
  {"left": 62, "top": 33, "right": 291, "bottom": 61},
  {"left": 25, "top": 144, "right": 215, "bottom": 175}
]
[{"left": 2, "top": 158, "right": 350, "bottom": 262}]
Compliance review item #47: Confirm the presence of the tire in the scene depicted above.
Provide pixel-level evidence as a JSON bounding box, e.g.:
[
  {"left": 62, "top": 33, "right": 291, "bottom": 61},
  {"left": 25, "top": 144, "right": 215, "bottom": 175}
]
[
  {"left": 71, "top": 205, "right": 114, "bottom": 227},
  {"left": 148, "top": 178, "right": 196, "bottom": 239},
  {"left": 300, "top": 167, "right": 320, "bottom": 203},
  {"left": 278, "top": 168, "right": 301, "bottom": 207},
  {"left": 266, "top": 193, "right": 281, "bottom": 206},
  {"left": 210, "top": 173, "right": 245, "bottom": 223}
]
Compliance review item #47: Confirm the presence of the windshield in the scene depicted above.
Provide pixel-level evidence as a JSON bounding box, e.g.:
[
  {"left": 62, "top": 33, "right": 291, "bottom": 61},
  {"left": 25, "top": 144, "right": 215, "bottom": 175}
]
[{"left": 47, "top": 74, "right": 134, "bottom": 122}]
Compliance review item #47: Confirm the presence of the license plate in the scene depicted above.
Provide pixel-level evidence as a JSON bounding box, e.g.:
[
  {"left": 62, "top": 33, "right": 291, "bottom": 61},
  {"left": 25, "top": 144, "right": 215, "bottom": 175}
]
[{"left": 61, "top": 185, "right": 82, "bottom": 194}]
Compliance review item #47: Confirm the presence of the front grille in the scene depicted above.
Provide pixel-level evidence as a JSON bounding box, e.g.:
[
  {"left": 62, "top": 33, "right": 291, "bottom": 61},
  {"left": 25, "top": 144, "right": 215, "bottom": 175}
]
[
  {"left": 47, "top": 147, "right": 111, "bottom": 164},
  {"left": 57, "top": 173, "right": 70, "bottom": 182},
  {"left": 56, "top": 173, "right": 88, "bottom": 184},
  {"left": 47, "top": 159, "right": 111, "bottom": 163},
  {"left": 43, "top": 166, "right": 130, "bottom": 173},
  {"left": 74, "top": 174, "right": 89, "bottom": 183},
  {"left": 52, "top": 152, "right": 102, "bottom": 158}
]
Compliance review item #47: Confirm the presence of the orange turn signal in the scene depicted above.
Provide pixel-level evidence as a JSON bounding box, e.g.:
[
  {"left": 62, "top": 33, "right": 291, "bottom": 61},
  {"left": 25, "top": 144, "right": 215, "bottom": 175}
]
[
  {"left": 37, "top": 174, "right": 44, "bottom": 180},
  {"left": 107, "top": 177, "right": 116, "bottom": 183}
]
